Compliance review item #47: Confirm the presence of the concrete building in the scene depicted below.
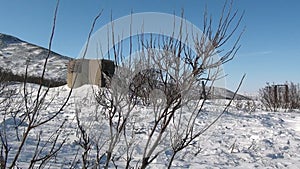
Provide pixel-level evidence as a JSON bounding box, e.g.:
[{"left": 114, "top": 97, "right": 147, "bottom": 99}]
[{"left": 67, "top": 59, "right": 115, "bottom": 88}]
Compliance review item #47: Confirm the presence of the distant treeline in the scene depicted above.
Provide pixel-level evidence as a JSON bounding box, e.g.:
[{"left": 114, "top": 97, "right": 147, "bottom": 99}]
[{"left": 0, "top": 67, "right": 66, "bottom": 87}]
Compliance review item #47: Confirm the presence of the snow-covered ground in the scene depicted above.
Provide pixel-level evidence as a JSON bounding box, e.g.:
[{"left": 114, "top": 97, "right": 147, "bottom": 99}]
[
  {"left": 0, "top": 83, "right": 300, "bottom": 168},
  {"left": 285, "top": 115, "right": 300, "bottom": 133}
]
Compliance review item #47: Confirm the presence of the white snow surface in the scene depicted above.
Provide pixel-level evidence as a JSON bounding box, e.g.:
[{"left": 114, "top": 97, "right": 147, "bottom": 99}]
[{"left": 0, "top": 83, "right": 300, "bottom": 168}]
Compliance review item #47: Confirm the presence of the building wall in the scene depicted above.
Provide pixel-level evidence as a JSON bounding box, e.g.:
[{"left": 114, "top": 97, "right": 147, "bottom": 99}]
[
  {"left": 67, "top": 60, "right": 76, "bottom": 88},
  {"left": 67, "top": 59, "right": 114, "bottom": 88},
  {"left": 88, "top": 60, "right": 101, "bottom": 86}
]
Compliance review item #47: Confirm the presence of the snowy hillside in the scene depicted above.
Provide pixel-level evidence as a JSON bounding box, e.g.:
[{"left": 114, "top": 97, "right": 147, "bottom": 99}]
[
  {"left": 0, "top": 83, "right": 299, "bottom": 168},
  {"left": 0, "top": 33, "right": 71, "bottom": 82}
]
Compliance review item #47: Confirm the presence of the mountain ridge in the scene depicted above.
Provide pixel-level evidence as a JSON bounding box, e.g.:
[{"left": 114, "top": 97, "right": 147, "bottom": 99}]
[
  {"left": 0, "top": 33, "right": 72, "bottom": 85},
  {"left": 0, "top": 33, "right": 69, "bottom": 59}
]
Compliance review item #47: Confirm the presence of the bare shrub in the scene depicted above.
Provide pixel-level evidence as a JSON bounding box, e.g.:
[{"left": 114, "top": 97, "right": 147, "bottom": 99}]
[
  {"left": 92, "top": 1, "right": 245, "bottom": 168},
  {"left": 288, "top": 82, "right": 300, "bottom": 110},
  {"left": 235, "top": 99, "right": 257, "bottom": 113},
  {"left": 259, "top": 82, "right": 300, "bottom": 111},
  {"left": 129, "top": 68, "right": 180, "bottom": 105},
  {"left": 0, "top": 1, "right": 74, "bottom": 168},
  {"left": 259, "top": 83, "right": 278, "bottom": 111}
]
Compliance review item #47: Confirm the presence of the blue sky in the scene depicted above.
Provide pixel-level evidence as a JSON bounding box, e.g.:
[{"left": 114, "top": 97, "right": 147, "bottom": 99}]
[{"left": 0, "top": 0, "right": 299, "bottom": 93}]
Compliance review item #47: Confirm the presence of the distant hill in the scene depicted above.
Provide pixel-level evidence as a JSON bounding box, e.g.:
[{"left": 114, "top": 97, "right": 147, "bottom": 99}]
[
  {"left": 0, "top": 33, "right": 72, "bottom": 86},
  {"left": 208, "top": 86, "right": 251, "bottom": 100}
]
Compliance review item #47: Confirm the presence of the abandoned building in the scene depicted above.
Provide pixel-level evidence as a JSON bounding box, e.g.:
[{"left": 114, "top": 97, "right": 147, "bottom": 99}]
[{"left": 67, "top": 59, "right": 115, "bottom": 88}]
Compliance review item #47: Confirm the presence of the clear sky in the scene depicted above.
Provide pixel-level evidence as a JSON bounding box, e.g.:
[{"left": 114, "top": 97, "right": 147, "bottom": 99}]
[{"left": 0, "top": 0, "right": 299, "bottom": 93}]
